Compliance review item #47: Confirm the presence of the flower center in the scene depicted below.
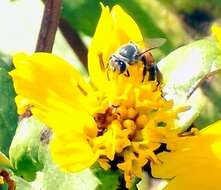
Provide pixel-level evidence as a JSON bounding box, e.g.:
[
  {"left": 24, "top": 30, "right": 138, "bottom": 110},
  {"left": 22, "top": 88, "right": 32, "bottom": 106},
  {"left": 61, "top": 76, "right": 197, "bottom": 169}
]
[
  {"left": 95, "top": 103, "right": 150, "bottom": 137},
  {"left": 94, "top": 106, "right": 119, "bottom": 136},
  {"left": 90, "top": 80, "right": 183, "bottom": 188}
]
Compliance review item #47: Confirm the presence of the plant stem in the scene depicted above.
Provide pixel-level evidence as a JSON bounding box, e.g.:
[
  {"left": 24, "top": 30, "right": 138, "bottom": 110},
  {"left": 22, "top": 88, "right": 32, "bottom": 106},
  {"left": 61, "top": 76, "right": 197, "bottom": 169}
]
[
  {"left": 187, "top": 69, "right": 221, "bottom": 99},
  {"left": 36, "top": 0, "right": 62, "bottom": 52},
  {"left": 59, "top": 19, "right": 88, "bottom": 70}
]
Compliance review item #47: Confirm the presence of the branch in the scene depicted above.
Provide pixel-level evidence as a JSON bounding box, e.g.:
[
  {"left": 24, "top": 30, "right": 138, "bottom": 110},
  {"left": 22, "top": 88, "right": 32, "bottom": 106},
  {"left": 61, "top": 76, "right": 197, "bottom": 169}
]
[
  {"left": 187, "top": 69, "right": 221, "bottom": 99},
  {"left": 59, "top": 19, "right": 88, "bottom": 70},
  {"left": 36, "top": 0, "right": 62, "bottom": 52}
]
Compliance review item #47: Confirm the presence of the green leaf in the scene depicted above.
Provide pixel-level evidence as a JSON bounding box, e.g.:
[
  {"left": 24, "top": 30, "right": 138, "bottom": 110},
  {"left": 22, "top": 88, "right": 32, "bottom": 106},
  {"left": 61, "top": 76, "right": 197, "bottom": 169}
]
[
  {"left": 36, "top": 154, "right": 122, "bottom": 190},
  {"left": 0, "top": 67, "right": 17, "bottom": 155},
  {"left": 33, "top": 148, "right": 100, "bottom": 190},
  {"left": 0, "top": 52, "right": 13, "bottom": 72},
  {"left": 12, "top": 176, "right": 32, "bottom": 190},
  {"left": 0, "top": 184, "right": 8, "bottom": 190},
  {"left": 39, "top": 159, "right": 100, "bottom": 190},
  {"left": 193, "top": 74, "right": 221, "bottom": 129},
  {"left": 9, "top": 117, "right": 47, "bottom": 181},
  {"left": 129, "top": 178, "right": 140, "bottom": 190},
  {"left": 137, "top": 172, "right": 149, "bottom": 190},
  {"left": 158, "top": 38, "right": 221, "bottom": 129},
  {"left": 92, "top": 166, "right": 121, "bottom": 190}
]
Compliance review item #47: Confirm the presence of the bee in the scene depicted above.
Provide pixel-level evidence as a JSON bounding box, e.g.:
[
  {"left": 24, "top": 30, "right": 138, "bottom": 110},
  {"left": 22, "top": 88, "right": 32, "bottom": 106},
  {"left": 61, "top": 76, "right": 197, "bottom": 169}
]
[{"left": 108, "top": 39, "right": 165, "bottom": 83}]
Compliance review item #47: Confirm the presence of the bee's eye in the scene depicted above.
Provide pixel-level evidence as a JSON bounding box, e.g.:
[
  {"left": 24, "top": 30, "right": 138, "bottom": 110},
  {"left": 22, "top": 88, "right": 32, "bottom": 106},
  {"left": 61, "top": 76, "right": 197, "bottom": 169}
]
[{"left": 117, "top": 61, "right": 126, "bottom": 73}]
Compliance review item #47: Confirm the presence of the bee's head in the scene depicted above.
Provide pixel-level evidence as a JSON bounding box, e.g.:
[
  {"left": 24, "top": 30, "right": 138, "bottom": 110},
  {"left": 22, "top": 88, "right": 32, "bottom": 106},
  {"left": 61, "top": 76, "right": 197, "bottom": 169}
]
[{"left": 109, "top": 55, "right": 127, "bottom": 74}]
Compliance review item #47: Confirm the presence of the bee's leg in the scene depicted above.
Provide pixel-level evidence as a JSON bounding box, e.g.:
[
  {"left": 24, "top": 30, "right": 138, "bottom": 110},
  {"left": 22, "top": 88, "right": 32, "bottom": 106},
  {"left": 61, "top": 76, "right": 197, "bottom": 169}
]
[
  {"left": 141, "top": 55, "right": 150, "bottom": 82},
  {"left": 155, "top": 66, "right": 163, "bottom": 86},
  {"left": 146, "top": 64, "right": 162, "bottom": 85},
  {"left": 148, "top": 64, "right": 156, "bottom": 81},
  {"left": 149, "top": 65, "right": 164, "bottom": 98},
  {"left": 124, "top": 70, "right": 130, "bottom": 77},
  {"left": 142, "top": 61, "right": 147, "bottom": 82}
]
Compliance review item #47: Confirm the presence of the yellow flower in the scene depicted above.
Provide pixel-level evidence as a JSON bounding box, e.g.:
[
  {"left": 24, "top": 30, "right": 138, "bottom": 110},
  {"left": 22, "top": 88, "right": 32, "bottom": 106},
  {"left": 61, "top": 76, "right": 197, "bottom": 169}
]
[
  {"left": 211, "top": 24, "right": 221, "bottom": 45},
  {"left": 0, "top": 175, "right": 3, "bottom": 185},
  {"left": 10, "top": 4, "right": 182, "bottom": 189},
  {"left": 151, "top": 120, "right": 221, "bottom": 190}
]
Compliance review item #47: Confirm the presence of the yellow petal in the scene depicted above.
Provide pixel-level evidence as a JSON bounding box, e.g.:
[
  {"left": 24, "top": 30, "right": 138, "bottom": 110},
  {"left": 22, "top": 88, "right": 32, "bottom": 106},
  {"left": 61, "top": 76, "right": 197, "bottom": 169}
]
[
  {"left": 15, "top": 95, "right": 30, "bottom": 115},
  {"left": 46, "top": 103, "right": 98, "bottom": 172},
  {"left": 151, "top": 120, "right": 221, "bottom": 190},
  {"left": 31, "top": 98, "right": 97, "bottom": 138},
  {"left": 50, "top": 132, "right": 98, "bottom": 172},
  {"left": 111, "top": 5, "right": 143, "bottom": 46},
  {"left": 0, "top": 152, "right": 11, "bottom": 168},
  {"left": 211, "top": 24, "right": 221, "bottom": 46},
  {"left": 88, "top": 4, "right": 111, "bottom": 89},
  {"left": 10, "top": 53, "right": 91, "bottom": 114},
  {"left": 88, "top": 4, "right": 143, "bottom": 89}
]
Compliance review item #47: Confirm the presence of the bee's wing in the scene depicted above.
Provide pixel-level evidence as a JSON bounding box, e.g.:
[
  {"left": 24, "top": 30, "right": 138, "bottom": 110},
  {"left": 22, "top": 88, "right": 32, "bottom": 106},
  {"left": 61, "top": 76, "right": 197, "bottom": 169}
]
[
  {"left": 144, "top": 38, "right": 167, "bottom": 49},
  {"left": 135, "top": 38, "right": 167, "bottom": 49}
]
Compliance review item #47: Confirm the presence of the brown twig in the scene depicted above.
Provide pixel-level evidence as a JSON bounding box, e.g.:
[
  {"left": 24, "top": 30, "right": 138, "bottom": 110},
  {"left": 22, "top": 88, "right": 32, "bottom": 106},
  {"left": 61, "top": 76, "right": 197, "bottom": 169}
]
[
  {"left": 36, "top": 0, "right": 62, "bottom": 52},
  {"left": 59, "top": 19, "right": 88, "bottom": 69},
  {"left": 187, "top": 69, "right": 221, "bottom": 99}
]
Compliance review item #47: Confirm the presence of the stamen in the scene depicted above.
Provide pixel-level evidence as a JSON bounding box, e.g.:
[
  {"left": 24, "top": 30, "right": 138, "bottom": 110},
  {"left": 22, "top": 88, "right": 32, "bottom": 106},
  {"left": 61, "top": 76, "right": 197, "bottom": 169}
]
[
  {"left": 19, "top": 105, "right": 33, "bottom": 120},
  {"left": 127, "top": 108, "right": 138, "bottom": 119},
  {"left": 136, "top": 114, "right": 148, "bottom": 129},
  {"left": 94, "top": 107, "right": 118, "bottom": 136},
  {"left": 112, "top": 104, "right": 119, "bottom": 108},
  {"left": 178, "top": 128, "right": 199, "bottom": 137},
  {"left": 98, "top": 53, "right": 105, "bottom": 71},
  {"left": 89, "top": 80, "right": 98, "bottom": 91},
  {"left": 98, "top": 53, "right": 110, "bottom": 81},
  {"left": 90, "top": 79, "right": 183, "bottom": 188},
  {"left": 77, "top": 83, "right": 88, "bottom": 96},
  {"left": 106, "top": 69, "right": 110, "bottom": 81}
]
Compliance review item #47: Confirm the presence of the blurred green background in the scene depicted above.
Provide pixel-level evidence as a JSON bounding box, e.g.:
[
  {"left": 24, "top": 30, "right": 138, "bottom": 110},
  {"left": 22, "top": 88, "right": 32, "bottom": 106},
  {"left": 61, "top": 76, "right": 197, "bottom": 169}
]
[{"left": 1, "top": 0, "right": 221, "bottom": 68}]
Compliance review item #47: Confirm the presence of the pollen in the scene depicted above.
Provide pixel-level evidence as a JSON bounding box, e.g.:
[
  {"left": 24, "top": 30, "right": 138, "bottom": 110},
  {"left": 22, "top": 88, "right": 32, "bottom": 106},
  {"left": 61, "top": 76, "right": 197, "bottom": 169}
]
[
  {"left": 89, "top": 77, "right": 182, "bottom": 189},
  {"left": 136, "top": 114, "right": 148, "bottom": 128}
]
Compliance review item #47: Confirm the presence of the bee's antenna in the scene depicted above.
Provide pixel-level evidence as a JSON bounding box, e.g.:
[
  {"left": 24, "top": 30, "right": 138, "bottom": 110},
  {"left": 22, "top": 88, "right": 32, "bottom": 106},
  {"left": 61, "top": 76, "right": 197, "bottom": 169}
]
[
  {"left": 137, "top": 38, "right": 167, "bottom": 57},
  {"left": 138, "top": 47, "right": 157, "bottom": 57}
]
